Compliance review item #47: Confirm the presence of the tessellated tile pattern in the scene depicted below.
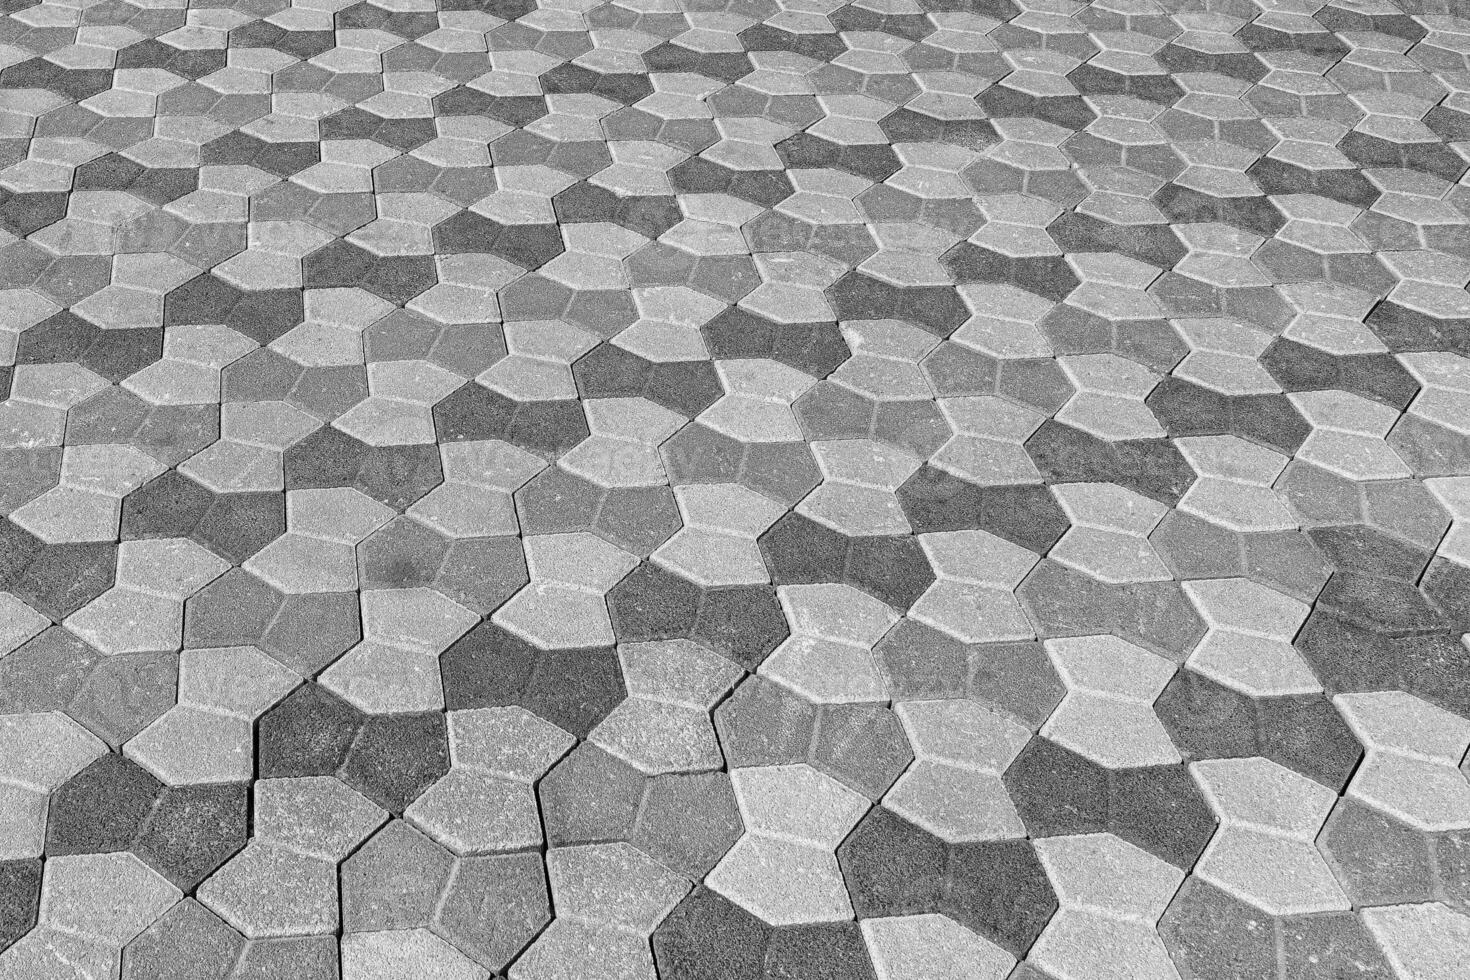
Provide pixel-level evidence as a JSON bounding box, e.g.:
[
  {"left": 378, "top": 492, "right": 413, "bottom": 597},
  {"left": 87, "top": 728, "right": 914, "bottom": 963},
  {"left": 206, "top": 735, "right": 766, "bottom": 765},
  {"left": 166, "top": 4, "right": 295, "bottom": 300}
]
[{"left": 2, "top": 0, "right": 1470, "bottom": 977}]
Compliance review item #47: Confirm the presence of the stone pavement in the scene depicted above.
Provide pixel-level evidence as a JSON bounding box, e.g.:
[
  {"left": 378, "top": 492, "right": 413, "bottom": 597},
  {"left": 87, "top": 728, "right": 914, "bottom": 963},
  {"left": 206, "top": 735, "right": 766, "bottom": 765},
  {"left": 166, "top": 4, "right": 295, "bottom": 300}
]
[{"left": 2, "top": 0, "right": 1470, "bottom": 977}]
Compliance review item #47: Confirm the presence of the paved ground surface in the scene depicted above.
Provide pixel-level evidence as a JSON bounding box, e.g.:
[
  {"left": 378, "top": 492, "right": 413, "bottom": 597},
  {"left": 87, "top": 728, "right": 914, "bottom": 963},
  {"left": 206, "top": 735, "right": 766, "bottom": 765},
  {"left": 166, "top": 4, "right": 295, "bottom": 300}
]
[{"left": 3, "top": 0, "right": 1470, "bottom": 977}]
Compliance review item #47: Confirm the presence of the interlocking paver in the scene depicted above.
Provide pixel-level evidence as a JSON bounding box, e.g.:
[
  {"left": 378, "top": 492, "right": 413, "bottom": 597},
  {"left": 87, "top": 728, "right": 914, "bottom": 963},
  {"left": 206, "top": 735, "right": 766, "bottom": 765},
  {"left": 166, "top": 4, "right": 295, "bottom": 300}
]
[
  {"left": 246, "top": 488, "right": 393, "bottom": 594},
  {"left": 1031, "top": 833, "right": 1184, "bottom": 980},
  {"left": 121, "top": 898, "right": 245, "bottom": 980},
  {"left": 860, "top": 914, "right": 1014, "bottom": 980},
  {"left": 0, "top": 851, "right": 179, "bottom": 977},
  {"left": 561, "top": 396, "right": 685, "bottom": 488},
  {"left": 514, "top": 843, "right": 690, "bottom": 980},
  {"left": 1335, "top": 691, "right": 1470, "bottom": 832},
  {"left": 706, "top": 763, "right": 868, "bottom": 927},
  {"left": 1362, "top": 902, "right": 1470, "bottom": 980},
  {"left": 319, "top": 587, "right": 478, "bottom": 713},
  {"left": 407, "top": 706, "right": 572, "bottom": 856},
  {"left": 799, "top": 439, "right": 921, "bottom": 536},
  {"left": 909, "top": 529, "right": 1038, "bottom": 644},
  {"left": 5, "top": 5, "right": 1470, "bottom": 976},
  {"left": 1174, "top": 436, "right": 1296, "bottom": 532},
  {"left": 1290, "top": 389, "right": 1413, "bottom": 481},
  {"left": 197, "top": 776, "right": 384, "bottom": 939},
  {"left": 1042, "top": 635, "right": 1179, "bottom": 769},
  {"left": 493, "top": 532, "right": 638, "bottom": 648},
  {"left": 431, "top": 851, "right": 550, "bottom": 974},
  {"left": 342, "top": 928, "right": 489, "bottom": 980},
  {"left": 125, "top": 645, "right": 297, "bottom": 784},
  {"left": 591, "top": 640, "right": 740, "bottom": 776},
  {"left": 931, "top": 396, "right": 1045, "bottom": 485},
  {"left": 65, "top": 537, "right": 228, "bottom": 653},
  {"left": 0, "top": 712, "right": 107, "bottom": 860},
  {"left": 886, "top": 699, "right": 1028, "bottom": 844},
  {"left": 1183, "top": 578, "right": 1318, "bottom": 697},
  {"left": 653, "top": 483, "right": 785, "bottom": 586},
  {"left": 179, "top": 399, "right": 319, "bottom": 493},
  {"left": 1192, "top": 757, "right": 1349, "bottom": 916},
  {"left": 759, "top": 583, "right": 899, "bottom": 704},
  {"left": 341, "top": 820, "right": 455, "bottom": 934},
  {"left": 1050, "top": 482, "right": 1172, "bottom": 584},
  {"left": 700, "top": 358, "right": 817, "bottom": 443},
  {"left": 12, "top": 443, "right": 164, "bottom": 542}
]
